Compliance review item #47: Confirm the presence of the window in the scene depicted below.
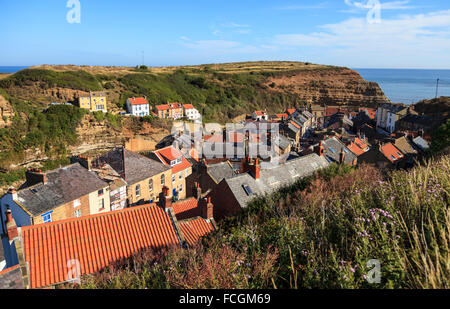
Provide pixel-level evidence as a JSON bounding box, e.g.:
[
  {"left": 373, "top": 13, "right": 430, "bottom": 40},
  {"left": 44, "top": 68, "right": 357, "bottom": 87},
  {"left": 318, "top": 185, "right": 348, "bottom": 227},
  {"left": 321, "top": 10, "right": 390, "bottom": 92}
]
[
  {"left": 42, "top": 211, "right": 52, "bottom": 223},
  {"left": 74, "top": 209, "right": 82, "bottom": 218},
  {"left": 98, "top": 189, "right": 104, "bottom": 197},
  {"left": 136, "top": 184, "right": 141, "bottom": 197},
  {"left": 73, "top": 199, "right": 81, "bottom": 208},
  {"left": 161, "top": 174, "right": 165, "bottom": 186},
  {"left": 390, "top": 155, "right": 396, "bottom": 160},
  {"left": 98, "top": 198, "right": 105, "bottom": 210},
  {"left": 179, "top": 184, "right": 183, "bottom": 192},
  {"left": 243, "top": 185, "right": 253, "bottom": 196},
  {"left": 185, "top": 169, "right": 190, "bottom": 177},
  {"left": 149, "top": 179, "right": 153, "bottom": 192},
  {"left": 179, "top": 172, "right": 182, "bottom": 180},
  {"left": 329, "top": 147, "right": 335, "bottom": 153},
  {"left": 172, "top": 174, "right": 176, "bottom": 183}
]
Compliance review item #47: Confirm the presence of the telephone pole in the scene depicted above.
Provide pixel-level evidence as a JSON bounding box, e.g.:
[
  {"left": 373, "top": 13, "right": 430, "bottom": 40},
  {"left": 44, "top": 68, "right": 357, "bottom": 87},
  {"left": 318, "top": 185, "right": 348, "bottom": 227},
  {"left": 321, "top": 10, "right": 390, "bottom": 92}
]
[{"left": 435, "top": 78, "right": 440, "bottom": 99}]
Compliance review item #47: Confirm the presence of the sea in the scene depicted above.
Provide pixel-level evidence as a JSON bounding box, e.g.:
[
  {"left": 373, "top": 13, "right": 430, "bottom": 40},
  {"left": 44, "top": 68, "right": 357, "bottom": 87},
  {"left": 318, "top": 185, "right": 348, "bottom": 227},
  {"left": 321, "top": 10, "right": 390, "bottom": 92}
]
[
  {"left": 0, "top": 66, "right": 449, "bottom": 105},
  {"left": 354, "top": 68, "right": 450, "bottom": 104}
]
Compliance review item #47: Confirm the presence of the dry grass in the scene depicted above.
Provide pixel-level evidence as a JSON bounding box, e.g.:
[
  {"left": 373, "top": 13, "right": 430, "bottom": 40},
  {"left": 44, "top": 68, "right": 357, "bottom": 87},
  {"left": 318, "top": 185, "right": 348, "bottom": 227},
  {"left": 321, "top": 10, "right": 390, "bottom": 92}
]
[{"left": 30, "top": 61, "right": 334, "bottom": 76}]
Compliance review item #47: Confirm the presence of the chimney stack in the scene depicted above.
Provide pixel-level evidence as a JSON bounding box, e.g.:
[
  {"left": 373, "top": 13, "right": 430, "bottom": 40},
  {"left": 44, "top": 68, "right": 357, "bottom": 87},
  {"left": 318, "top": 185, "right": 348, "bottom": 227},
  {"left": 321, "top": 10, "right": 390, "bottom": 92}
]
[
  {"left": 315, "top": 141, "right": 324, "bottom": 157},
  {"left": 25, "top": 169, "right": 47, "bottom": 187},
  {"left": 8, "top": 188, "right": 18, "bottom": 201},
  {"left": 193, "top": 182, "right": 202, "bottom": 200},
  {"left": 201, "top": 197, "right": 214, "bottom": 220},
  {"left": 340, "top": 147, "right": 346, "bottom": 164},
  {"left": 159, "top": 186, "right": 172, "bottom": 210},
  {"left": 5, "top": 208, "right": 18, "bottom": 241},
  {"left": 250, "top": 158, "right": 261, "bottom": 180}
]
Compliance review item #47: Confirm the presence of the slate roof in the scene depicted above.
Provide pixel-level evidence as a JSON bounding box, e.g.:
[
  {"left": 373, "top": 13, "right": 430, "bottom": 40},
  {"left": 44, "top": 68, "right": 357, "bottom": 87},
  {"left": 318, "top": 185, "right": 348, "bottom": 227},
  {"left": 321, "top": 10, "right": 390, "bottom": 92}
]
[
  {"left": 380, "top": 103, "right": 407, "bottom": 114},
  {"left": 322, "top": 137, "right": 357, "bottom": 165},
  {"left": 394, "top": 137, "right": 418, "bottom": 156},
  {"left": 412, "top": 136, "right": 430, "bottom": 151},
  {"left": 100, "top": 148, "right": 170, "bottom": 185},
  {"left": 223, "top": 153, "right": 329, "bottom": 209},
  {"left": 0, "top": 265, "right": 24, "bottom": 289},
  {"left": 16, "top": 163, "right": 108, "bottom": 216},
  {"left": 207, "top": 161, "right": 237, "bottom": 183},
  {"left": 273, "top": 135, "right": 291, "bottom": 151},
  {"left": 21, "top": 204, "right": 181, "bottom": 289}
]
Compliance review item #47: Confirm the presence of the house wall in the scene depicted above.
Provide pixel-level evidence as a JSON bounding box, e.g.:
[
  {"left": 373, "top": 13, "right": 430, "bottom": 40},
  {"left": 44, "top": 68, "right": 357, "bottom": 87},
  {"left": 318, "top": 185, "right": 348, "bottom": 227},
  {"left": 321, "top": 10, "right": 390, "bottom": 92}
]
[
  {"left": 127, "top": 169, "right": 173, "bottom": 205},
  {"left": 79, "top": 95, "right": 107, "bottom": 113},
  {"left": 88, "top": 186, "right": 111, "bottom": 215},
  {"left": 207, "top": 180, "right": 242, "bottom": 220},
  {"left": 171, "top": 167, "right": 192, "bottom": 200},
  {"left": 0, "top": 194, "right": 31, "bottom": 268}
]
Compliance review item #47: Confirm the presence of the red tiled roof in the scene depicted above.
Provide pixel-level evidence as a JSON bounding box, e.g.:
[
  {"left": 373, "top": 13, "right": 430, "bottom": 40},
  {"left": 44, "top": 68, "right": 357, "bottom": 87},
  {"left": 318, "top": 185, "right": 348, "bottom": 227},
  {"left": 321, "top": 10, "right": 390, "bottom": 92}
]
[
  {"left": 183, "top": 104, "right": 195, "bottom": 109},
  {"left": 348, "top": 142, "right": 365, "bottom": 156},
  {"left": 254, "top": 111, "right": 265, "bottom": 116},
  {"left": 128, "top": 97, "right": 149, "bottom": 105},
  {"left": 359, "top": 108, "right": 376, "bottom": 119},
  {"left": 287, "top": 109, "right": 296, "bottom": 115},
  {"left": 290, "top": 120, "right": 301, "bottom": 129},
  {"left": 172, "top": 198, "right": 201, "bottom": 220},
  {"left": 227, "top": 132, "right": 244, "bottom": 143},
  {"left": 381, "top": 143, "right": 404, "bottom": 163},
  {"left": 326, "top": 107, "right": 340, "bottom": 117},
  {"left": 276, "top": 113, "right": 288, "bottom": 119},
  {"left": 21, "top": 204, "right": 180, "bottom": 288},
  {"left": 155, "top": 104, "right": 170, "bottom": 111},
  {"left": 178, "top": 218, "right": 214, "bottom": 246},
  {"left": 204, "top": 135, "right": 223, "bottom": 143},
  {"left": 154, "top": 146, "right": 192, "bottom": 174},
  {"left": 354, "top": 138, "right": 369, "bottom": 151}
]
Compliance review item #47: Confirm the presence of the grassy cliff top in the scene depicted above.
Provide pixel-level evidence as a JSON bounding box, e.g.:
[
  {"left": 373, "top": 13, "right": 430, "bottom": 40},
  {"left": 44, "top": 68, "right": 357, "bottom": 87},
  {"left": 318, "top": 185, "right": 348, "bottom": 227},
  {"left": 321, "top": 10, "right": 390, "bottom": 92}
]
[{"left": 30, "top": 61, "right": 342, "bottom": 76}]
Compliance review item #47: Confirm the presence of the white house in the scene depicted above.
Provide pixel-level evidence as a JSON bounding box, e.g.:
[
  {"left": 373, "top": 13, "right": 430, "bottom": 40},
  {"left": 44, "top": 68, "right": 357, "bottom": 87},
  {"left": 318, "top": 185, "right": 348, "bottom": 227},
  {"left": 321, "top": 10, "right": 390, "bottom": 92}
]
[
  {"left": 183, "top": 104, "right": 201, "bottom": 120},
  {"left": 252, "top": 110, "right": 269, "bottom": 121},
  {"left": 126, "top": 97, "right": 150, "bottom": 117},
  {"left": 376, "top": 104, "right": 408, "bottom": 134}
]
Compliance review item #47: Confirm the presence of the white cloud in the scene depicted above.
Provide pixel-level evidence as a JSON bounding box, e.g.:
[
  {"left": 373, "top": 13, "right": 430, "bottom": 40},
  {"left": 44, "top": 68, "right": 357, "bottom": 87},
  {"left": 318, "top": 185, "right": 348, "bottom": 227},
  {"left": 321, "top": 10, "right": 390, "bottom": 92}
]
[{"left": 274, "top": 9, "right": 450, "bottom": 68}]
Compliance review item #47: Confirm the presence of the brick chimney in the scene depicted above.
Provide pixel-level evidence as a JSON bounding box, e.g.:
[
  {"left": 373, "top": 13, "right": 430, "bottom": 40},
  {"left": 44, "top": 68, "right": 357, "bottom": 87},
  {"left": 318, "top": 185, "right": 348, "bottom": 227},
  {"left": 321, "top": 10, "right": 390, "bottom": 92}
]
[
  {"left": 25, "top": 169, "right": 47, "bottom": 186},
  {"left": 340, "top": 147, "right": 346, "bottom": 164},
  {"left": 193, "top": 182, "right": 202, "bottom": 200},
  {"left": 5, "top": 208, "right": 18, "bottom": 241},
  {"left": 72, "top": 155, "right": 92, "bottom": 170},
  {"left": 159, "top": 186, "right": 172, "bottom": 210},
  {"left": 252, "top": 158, "right": 261, "bottom": 180},
  {"left": 201, "top": 197, "right": 214, "bottom": 220},
  {"left": 315, "top": 141, "right": 324, "bottom": 157}
]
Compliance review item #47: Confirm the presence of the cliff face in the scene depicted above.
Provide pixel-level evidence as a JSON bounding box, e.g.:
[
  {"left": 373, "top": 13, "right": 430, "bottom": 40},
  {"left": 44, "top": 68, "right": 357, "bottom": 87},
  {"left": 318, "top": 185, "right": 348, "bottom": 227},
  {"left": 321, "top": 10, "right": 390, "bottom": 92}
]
[
  {"left": 0, "top": 95, "right": 14, "bottom": 128},
  {"left": 265, "top": 68, "right": 388, "bottom": 106}
]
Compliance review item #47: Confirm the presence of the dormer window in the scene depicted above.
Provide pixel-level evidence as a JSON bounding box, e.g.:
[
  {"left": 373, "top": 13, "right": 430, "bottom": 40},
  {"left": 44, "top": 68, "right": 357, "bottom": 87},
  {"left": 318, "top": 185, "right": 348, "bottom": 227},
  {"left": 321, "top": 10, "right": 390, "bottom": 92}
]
[{"left": 170, "top": 157, "right": 182, "bottom": 166}]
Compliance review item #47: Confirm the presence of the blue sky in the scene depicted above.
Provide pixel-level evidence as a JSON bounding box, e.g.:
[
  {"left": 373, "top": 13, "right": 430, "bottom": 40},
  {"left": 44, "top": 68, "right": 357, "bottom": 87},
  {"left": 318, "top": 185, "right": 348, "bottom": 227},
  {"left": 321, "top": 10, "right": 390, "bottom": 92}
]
[{"left": 1, "top": 0, "right": 450, "bottom": 68}]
